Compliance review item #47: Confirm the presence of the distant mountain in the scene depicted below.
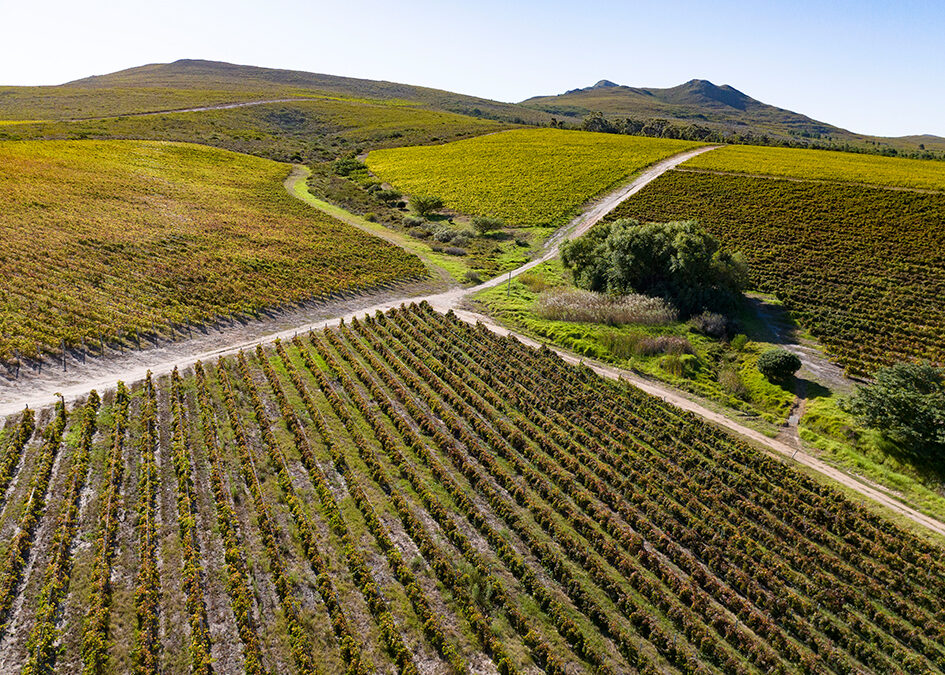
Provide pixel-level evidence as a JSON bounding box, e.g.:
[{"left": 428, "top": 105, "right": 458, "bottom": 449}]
[{"left": 522, "top": 78, "right": 842, "bottom": 138}]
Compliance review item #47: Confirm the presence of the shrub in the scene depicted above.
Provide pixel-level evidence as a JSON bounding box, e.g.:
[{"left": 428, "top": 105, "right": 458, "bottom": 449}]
[
  {"left": 515, "top": 236, "right": 530, "bottom": 248},
  {"left": 403, "top": 215, "right": 426, "bottom": 228},
  {"left": 410, "top": 195, "right": 444, "bottom": 217},
  {"left": 757, "top": 348, "right": 801, "bottom": 381},
  {"left": 690, "top": 311, "right": 731, "bottom": 339},
  {"left": 843, "top": 361, "right": 945, "bottom": 455},
  {"left": 444, "top": 246, "right": 467, "bottom": 256},
  {"left": 406, "top": 227, "right": 430, "bottom": 239},
  {"left": 451, "top": 234, "right": 471, "bottom": 248},
  {"left": 375, "top": 188, "right": 402, "bottom": 204},
  {"left": 730, "top": 333, "right": 749, "bottom": 352},
  {"left": 535, "top": 288, "right": 677, "bottom": 326},
  {"left": 472, "top": 216, "right": 505, "bottom": 235},
  {"left": 719, "top": 366, "right": 750, "bottom": 400},
  {"left": 332, "top": 157, "right": 366, "bottom": 176},
  {"left": 363, "top": 212, "right": 377, "bottom": 222},
  {"left": 433, "top": 228, "right": 456, "bottom": 243},
  {"left": 463, "top": 270, "right": 483, "bottom": 285}
]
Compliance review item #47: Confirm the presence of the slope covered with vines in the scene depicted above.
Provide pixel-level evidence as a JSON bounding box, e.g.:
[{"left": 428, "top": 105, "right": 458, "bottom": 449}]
[{"left": 0, "top": 304, "right": 941, "bottom": 673}]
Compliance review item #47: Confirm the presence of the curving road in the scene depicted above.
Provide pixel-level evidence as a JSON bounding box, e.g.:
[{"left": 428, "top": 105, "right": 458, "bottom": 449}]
[{"left": 2, "top": 144, "right": 943, "bottom": 539}]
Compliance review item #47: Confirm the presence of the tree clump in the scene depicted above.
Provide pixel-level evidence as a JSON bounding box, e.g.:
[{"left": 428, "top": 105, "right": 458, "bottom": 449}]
[
  {"left": 409, "top": 195, "right": 444, "bottom": 217},
  {"left": 843, "top": 361, "right": 945, "bottom": 456},
  {"left": 560, "top": 219, "right": 747, "bottom": 316}
]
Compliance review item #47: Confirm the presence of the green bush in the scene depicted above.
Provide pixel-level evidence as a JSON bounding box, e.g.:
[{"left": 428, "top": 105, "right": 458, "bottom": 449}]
[
  {"left": 843, "top": 361, "right": 945, "bottom": 455},
  {"left": 471, "top": 215, "right": 505, "bottom": 235},
  {"left": 375, "top": 188, "right": 402, "bottom": 204},
  {"left": 409, "top": 194, "right": 444, "bottom": 217},
  {"left": 730, "top": 333, "right": 748, "bottom": 352},
  {"left": 332, "top": 157, "right": 367, "bottom": 176},
  {"left": 757, "top": 348, "right": 801, "bottom": 381}
]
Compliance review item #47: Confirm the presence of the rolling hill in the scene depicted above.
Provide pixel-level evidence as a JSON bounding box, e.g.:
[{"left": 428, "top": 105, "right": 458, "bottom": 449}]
[{"left": 0, "top": 58, "right": 550, "bottom": 125}]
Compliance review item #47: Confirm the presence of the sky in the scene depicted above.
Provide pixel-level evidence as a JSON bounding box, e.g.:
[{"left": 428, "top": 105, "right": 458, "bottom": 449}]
[{"left": 1, "top": 0, "right": 942, "bottom": 137}]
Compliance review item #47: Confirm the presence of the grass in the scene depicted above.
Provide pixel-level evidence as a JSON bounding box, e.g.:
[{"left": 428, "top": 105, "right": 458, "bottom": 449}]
[
  {"left": 608, "top": 170, "right": 945, "bottom": 374},
  {"left": 0, "top": 140, "right": 424, "bottom": 361},
  {"left": 473, "top": 260, "right": 795, "bottom": 426},
  {"left": 366, "top": 129, "right": 703, "bottom": 228},
  {"left": 682, "top": 143, "right": 945, "bottom": 190}
]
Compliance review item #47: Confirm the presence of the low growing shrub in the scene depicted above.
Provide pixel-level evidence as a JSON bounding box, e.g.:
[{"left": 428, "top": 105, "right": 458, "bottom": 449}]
[
  {"left": 690, "top": 311, "right": 731, "bottom": 338},
  {"left": 535, "top": 288, "right": 677, "bottom": 326}
]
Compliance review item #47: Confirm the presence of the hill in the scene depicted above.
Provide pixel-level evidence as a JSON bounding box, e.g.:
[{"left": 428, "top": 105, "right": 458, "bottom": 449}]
[
  {"left": 523, "top": 78, "right": 945, "bottom": 151},
  {"left": 0, "top": 58, "right": 550, "bottom": 125}
]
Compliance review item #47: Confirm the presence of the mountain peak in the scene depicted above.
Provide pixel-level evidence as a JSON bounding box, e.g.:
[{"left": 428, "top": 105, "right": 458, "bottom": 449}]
[{"left": 592, "top": 79, "right": 620, "bottom": 89}]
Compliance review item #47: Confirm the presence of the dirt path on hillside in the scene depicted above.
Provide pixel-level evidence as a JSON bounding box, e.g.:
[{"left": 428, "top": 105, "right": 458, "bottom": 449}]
[
  {"left": 68, "top": 98, "right": 316, "bottom": 122},
  {"left": 3, "top": 145, "right": 944, "bottom": 539}
]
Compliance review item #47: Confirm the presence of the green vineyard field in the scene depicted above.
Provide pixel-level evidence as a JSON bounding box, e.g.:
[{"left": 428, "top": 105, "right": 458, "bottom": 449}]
[
  {"left": 0, "top": 304, "right": 942, "bottom": 673},
  {"left": 607, "top": 171, "right": 945, "bottom": 374},
  {"left": 682, "top": 144, "right": 945, "bottom": 191},
  {"left": 366, "top": 129, "right": 703, "bottom": 228},
  {"left": 0, "top": 140, "right": 424, "bottom": 362}
]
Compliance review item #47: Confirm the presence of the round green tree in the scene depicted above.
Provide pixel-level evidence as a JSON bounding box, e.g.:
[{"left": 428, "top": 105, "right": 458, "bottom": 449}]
[{"left": 757, "top": 348, "right": 801, "bottom": 381}]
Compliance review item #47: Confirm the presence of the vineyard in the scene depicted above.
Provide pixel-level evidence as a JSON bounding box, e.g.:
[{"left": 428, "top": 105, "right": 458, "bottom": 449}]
[
  {"left": 0, "top": 303, "right": 942, "bottom": 673},
  {"left": 0, "top": 140, "right": 424, "bottom": 363},
  {"left": 607, "top": 171, "right": 945, "bottom": 374},
  {"left": 681, "top": 144, "right": 945, "bottom": 190},
  {"left": 366, "top": 129, "right": 703, "bottom": 228}
]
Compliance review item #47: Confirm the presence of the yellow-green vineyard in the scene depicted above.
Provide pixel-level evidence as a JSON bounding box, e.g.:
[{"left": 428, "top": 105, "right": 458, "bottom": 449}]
[
  {"left": 0, "top": 140, "right": 424, "bottom": 362},
  {"left": 0, "top": 305, "right": 942, "bottom": 674},
  {"left": 366, "top": 129, "right": 703, "bottom": 228}
]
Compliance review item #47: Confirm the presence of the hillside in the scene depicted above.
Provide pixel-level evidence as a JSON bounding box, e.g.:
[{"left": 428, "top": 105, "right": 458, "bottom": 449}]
[
  {"left": 0, "top": 58, "right": 550, "bottom": 125},
  {"left": 1, "top": 305, "right": 943, "bottom": 673},
  {"left": 0, "top": 140, "right": 424, "bottom": 362},
  {"left": 523, "top": 78, "right": 944, "bottom": 151}
]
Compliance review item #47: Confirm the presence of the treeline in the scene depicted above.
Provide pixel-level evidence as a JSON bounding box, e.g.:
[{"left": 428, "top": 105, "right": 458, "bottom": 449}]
[{"left": 578, "top": 112, "right": 945, "bottom": 161}]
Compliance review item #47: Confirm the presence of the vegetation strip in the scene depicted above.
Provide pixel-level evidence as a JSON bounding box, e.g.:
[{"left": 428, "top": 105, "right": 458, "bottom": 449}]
[
  {"left": 132, "top": 374, "right": 161, "bottom": 673},
  {"left": 81, "top": 383, "right": 130, "bottom": 674},
  {"left": 168, "top": 370, "right": 213, "bottom": 673},
  {"left": 0, "top": 399, "right": 68, "bottom": 635},
  {"left": 192, "top": 363, "right": 268, "bottom": 674},
  {"left": 23, "top": 392, "right": 100, "bottom": 673}
]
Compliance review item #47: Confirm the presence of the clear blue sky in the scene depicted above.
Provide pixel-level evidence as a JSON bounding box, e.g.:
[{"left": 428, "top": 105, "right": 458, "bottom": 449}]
[{"left": 2, "top": 0, "right": 942, "bottom": 137}]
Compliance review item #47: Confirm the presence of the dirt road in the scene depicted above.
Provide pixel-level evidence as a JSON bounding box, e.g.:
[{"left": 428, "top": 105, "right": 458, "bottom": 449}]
[
  {"left": 69, "top": 98, "right": 317, "bottom": 122},
  {"left": 3, "top": 144, "right": 943, "bottom": 538}
]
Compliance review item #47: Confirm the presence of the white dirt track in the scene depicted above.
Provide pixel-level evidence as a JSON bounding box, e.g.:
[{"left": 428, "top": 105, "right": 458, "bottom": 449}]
[{"left": 3, "top": 144, "right": 943, "bottom": 539}]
